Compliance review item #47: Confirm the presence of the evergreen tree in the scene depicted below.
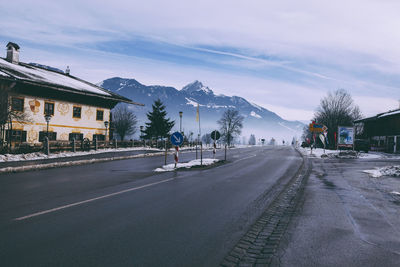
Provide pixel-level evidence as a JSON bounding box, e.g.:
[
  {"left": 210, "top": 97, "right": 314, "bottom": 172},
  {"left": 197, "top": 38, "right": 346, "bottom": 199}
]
[
  {"left": 248, "top": 134, "right": 256, "bottom": 145},
  {"left": 142, "top": 99, "right": 175, "bottom": 140}
]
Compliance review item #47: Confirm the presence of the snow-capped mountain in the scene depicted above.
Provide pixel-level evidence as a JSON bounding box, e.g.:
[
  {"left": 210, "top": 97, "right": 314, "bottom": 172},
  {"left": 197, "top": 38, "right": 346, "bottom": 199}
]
[{"left": 100, "top": 77, "right": 304, "bottom": 142}]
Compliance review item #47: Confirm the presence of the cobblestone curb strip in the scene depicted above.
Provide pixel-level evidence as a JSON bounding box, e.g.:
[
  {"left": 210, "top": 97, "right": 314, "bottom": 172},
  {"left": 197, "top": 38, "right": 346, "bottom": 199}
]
[
  {"left": 221, "top": 150, "right": 311, "bottom": 266},
  {"left": 0, "top": 152, "right": 167, "bottom": 174}
]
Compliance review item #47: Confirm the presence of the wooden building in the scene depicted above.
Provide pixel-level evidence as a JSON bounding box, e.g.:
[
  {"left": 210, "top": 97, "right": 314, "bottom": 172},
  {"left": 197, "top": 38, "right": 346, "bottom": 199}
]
[
  {"left": 354, "top": 108, "right": 400, "bottom": 153},
  {"left": 0, "top": 42, "right": 142, "bottom": 146}
]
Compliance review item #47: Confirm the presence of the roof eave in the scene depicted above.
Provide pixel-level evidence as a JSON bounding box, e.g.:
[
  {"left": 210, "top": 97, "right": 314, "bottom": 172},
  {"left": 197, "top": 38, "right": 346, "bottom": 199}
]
[{"left": 13, "top": 79, "right": 143, "bottom": 106}]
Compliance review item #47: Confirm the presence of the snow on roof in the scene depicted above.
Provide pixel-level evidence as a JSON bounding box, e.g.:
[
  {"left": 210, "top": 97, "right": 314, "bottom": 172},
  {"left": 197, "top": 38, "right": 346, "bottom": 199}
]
[
  {"left": 0, "top": 58, "right": 111, "bottom": 96},
  {"left": 0, "top": 70, "right": 10, "bottom": 77},
  {"left": 378, "top": 109, "right": 400, "bottom": 118}
]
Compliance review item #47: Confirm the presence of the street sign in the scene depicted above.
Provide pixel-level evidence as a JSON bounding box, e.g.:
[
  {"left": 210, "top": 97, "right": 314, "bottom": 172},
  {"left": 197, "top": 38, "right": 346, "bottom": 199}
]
[
  {"left": 170, "top": 131, "right": 184, "bottom": 146},
  {"left": 309, "top": 123, "right": 324, "bottom": 133},
  {"left": 211, "top": 130, "right": 221, "bottom": 140}
]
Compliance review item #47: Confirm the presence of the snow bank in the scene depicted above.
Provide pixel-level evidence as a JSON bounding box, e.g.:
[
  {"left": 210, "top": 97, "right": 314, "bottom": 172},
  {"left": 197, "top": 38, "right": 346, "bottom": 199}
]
[
  {"left": 154, "top": 158, "right": 220, "bottom": 172},
  {"left": 0, "top": 147, "right": 162, "bottom": 162},
  {"left": 0, "top": 152, "right": 165, "bottom": 174},
  {"left": 363, "top": 165, "right": 400, "bottom": 178},
  {"left": 300, "top": 148, "right": 385, "bottom": 159}
]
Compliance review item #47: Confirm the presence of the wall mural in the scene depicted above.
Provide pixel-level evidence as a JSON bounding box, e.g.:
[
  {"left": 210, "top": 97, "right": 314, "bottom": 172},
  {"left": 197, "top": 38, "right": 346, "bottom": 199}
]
[
  {"left": 57, "top": 103, "right": 69, "bottom": 116},
  {"left": 59, "top": 133, "right": 69, "bottom": 140},
  {"left": 28, "top": 129, "right": 38, "bottom": 143},
  {"left": 85, "top": 107, "right": 94, "bottom": 120},
  {"left": 29, "top": 100, "right": 40, "bottom": 114},
  {"left": 85, "top": 133, "right": 93, "bottom": 140}
]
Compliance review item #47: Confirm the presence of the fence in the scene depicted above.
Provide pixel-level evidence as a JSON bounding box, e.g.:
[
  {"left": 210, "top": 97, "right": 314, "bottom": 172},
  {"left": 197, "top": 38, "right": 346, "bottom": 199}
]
[{"left": 0, "top": 139, "right": 212, "bottom": 154}]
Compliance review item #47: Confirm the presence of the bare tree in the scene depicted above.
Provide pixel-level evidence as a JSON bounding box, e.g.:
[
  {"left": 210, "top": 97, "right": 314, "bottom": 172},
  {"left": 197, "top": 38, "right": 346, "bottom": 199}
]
[
  {"left": 112, "top": 105, "right": 137, "bottom": 140},
  {"left": 218, "top": 109, "right": 244, "bottom": 147},
  {"left": 314, "top": 89, "right": 362, "bottom": 148}
]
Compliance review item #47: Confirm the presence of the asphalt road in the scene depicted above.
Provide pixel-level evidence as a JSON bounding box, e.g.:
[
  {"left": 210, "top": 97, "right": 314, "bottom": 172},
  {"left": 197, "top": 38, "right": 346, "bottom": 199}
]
[
  {"left": 0, "top": 146, "right": 302, "bottom": 267},
  {"left": 276, "top": 156, "right": 400, "bottom": 266}
]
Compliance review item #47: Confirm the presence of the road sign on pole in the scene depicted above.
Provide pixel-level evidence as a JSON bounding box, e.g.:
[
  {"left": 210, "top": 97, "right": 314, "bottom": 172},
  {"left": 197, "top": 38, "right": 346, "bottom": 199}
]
[
  {"left": 211, "top": 130, "right": 220, "bottom": 159},
  {"left": 211, "top": 130, "right": 221, "bottom": 141},
  {"left": 170, "top": 132, "right": 184, "bottom": 146}
]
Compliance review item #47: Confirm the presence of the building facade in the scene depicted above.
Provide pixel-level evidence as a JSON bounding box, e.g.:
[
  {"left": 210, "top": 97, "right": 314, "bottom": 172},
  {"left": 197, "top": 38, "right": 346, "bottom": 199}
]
[
  {"left": 0, "top": 42, "right": 141, "bottom": 146},
  {"left": 354, "top": 109, "right": 400, "bottom": 153}
]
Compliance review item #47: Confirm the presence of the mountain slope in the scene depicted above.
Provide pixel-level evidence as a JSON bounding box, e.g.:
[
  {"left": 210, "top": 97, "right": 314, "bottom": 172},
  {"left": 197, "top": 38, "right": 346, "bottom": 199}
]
[{"left": 100, "top": 77, "right": 304, "bottom": 142}]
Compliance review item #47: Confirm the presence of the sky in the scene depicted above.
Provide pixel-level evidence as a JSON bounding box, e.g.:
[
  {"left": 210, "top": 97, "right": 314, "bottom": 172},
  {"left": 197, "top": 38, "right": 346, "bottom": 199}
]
[{"left": 1, "top": 0, "right": 399, "bottom": 121}]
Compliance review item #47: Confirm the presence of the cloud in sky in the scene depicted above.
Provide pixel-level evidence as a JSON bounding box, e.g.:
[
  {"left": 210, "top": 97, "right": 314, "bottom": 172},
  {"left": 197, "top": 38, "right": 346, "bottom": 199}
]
[{"left": 0, "top": 0, "right": 399, "bottom": 120}]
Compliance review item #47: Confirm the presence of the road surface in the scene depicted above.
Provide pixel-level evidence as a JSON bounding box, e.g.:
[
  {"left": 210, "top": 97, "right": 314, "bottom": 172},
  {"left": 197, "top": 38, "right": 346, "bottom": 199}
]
[
  {"left": 276, "top": 156, "right": 400, "bottom": 266},
  {"left": 0, "top": 146, "right": 302, "bottom": 266}
]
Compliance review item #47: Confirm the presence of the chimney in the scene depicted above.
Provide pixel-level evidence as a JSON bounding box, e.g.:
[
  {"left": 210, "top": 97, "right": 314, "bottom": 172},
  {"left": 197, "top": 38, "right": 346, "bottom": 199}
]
[
  {"left": 65, "top": 66, "right": 70, "bottom": 75},
  {"left": 6, "top": 42, "right": 20, "bottom": 64}
]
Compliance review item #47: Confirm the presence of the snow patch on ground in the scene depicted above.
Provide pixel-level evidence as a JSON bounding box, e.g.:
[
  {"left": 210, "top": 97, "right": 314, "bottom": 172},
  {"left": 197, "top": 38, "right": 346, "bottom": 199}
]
[
  {"left": 363, "top": 165, "right": 400, "bottom": 178},
  {"left": 0, "top": 147, "right": 162, "bottom": 162},
  {"left": 154, "top": 158, "right": 220, "bottom": 172},
  {"left": 300, "top": 148, "right": 385, "bottom": 159}
]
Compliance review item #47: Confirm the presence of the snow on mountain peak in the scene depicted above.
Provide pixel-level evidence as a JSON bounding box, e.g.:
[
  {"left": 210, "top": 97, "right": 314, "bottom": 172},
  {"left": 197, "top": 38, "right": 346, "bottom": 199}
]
[{"left": 182, "top": 80, "right": 213, "bottom": 95}]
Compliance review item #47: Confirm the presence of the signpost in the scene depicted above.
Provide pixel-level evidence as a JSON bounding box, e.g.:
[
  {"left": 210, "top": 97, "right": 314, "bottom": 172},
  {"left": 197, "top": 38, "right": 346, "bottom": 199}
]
[
  {"left": 210, "top": 130, "right": 220, "bottom": 159},
  {"left": 170, "top": 132, "right": 184, "bottom": 168},
  {"left": 309, "top": 121, "right": 328, "bottom": 153},
  {"left": 309, "top": 122, "right": 325, "bottom": 133}
]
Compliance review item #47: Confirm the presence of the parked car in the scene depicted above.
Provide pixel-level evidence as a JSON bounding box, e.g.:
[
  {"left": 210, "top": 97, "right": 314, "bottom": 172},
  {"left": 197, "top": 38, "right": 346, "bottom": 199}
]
[{"left": 354, "top": 139, "right": 370, "bottom": 152}]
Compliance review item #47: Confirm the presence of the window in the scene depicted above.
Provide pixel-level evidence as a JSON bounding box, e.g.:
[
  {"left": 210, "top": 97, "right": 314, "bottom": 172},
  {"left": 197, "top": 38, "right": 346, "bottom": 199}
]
[
  {"left": 44, "top": 102, "right": 54, "bottom": 116},
  {"left": 39, "top": 131, "right": 57, "bottom": 142},
  {"left": 69, "top": 133, "right": 83, "bottom": 141},
  {"left": 93, "top": 134, "right": 105, "bottom": 141},
  {"left": 11, "top": 97, "right": 24, "bottom": 112},
  {"left": 6, "top": 130, "right": 27, "bottom": 142},
  {"left": 96, "top": 110, "right": 104, "bottom": 121},
  {"left": 73, "top": 106, "right": 81, "bottom": 118}
]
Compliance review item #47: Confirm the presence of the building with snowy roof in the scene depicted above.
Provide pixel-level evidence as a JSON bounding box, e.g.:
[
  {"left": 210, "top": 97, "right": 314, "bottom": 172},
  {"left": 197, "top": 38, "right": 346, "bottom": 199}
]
[
  {"left": 0, "top": 42, "right": 142, "bottom": 146},
  {"left": 354, "top": 107, "right": 400, "bottom": 153}
]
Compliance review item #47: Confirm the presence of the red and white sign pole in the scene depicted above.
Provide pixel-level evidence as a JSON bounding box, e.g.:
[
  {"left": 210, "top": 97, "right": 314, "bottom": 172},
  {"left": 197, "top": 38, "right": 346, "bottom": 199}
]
[
  {"left": 174, "top": 146, "right": 179, "bottom": 168},
  {"left": 213, "top": 142, "right": 216, "bottom": 159}
]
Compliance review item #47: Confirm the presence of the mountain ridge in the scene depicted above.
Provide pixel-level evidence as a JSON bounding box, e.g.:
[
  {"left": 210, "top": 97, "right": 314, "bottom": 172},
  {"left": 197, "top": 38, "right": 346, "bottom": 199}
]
[{"left": 100, "top": 77, "right": 304, "bottom": 142}]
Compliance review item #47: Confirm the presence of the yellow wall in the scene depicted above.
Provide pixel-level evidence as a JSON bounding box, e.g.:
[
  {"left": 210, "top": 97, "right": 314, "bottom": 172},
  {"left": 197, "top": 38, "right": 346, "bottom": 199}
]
[{"left": 9, "top": 94, "right": 110, "bottom": 143}]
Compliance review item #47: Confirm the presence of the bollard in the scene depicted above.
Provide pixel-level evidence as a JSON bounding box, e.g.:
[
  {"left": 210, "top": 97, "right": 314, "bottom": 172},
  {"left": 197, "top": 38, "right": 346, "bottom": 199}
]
[
  {"left": 72, "top": 138, "right": 76, "bottom": 153},
  {"left": 114, "top": 139, "right": 118, "bottom": 149},
  {"left": 94, "top": 137, "right": 97, "bottom": 151}
]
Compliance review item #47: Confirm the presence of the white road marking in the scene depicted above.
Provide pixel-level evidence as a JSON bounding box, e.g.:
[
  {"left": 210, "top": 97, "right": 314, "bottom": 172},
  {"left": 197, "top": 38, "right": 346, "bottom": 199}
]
[{"left": 14, "top": 178, "right": 175, "bottom": 221}]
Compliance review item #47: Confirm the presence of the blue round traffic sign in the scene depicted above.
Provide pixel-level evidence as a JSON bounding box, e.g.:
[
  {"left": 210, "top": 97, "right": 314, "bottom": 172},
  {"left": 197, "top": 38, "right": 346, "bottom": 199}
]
[{"left": 170, "top": 131, "right": 184, "bottom": 146}]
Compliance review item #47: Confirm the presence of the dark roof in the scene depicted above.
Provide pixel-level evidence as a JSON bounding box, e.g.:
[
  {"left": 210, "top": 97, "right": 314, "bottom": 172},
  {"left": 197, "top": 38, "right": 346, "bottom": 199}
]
[
  {"left": 6, "top": 42, "right": 20, "bottom": 50},
  {"left": 354, "top": 108, "right": 400, "bottom": 123},
  {"left": 0, "top": 57, "right": 143, "bottom": 106}
]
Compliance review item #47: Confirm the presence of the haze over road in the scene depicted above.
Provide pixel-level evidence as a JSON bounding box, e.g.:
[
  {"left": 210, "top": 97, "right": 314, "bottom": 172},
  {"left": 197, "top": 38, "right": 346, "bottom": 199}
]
[{"left": 0, "top": 146, "right": 302, "bottom": 266}]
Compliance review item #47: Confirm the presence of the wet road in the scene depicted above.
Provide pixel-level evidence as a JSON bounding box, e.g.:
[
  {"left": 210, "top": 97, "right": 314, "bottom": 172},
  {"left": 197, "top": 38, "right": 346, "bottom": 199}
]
[
  {"left": 276, "top": 157, "right": 400, "bottom": 266},
  {"left": 0, "top": 146, "right": 302, "bottom": 266}
]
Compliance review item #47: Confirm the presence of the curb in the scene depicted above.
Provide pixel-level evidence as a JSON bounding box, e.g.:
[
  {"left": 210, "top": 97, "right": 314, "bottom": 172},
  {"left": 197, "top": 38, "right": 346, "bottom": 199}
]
[
  {"left": 0, "top": 147, "right": 224, "bottom": 175},
  {"left": 0, "top": 152, "right": 166, "bottom": 174},
  {"left": 221, "top": 149, "right": 311, "bottom": 266}
]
